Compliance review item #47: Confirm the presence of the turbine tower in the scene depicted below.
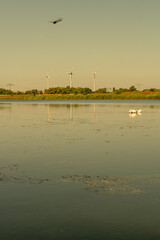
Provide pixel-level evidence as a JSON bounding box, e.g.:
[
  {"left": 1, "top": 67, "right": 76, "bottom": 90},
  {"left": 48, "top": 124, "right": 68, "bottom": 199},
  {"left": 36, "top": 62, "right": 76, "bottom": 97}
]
[
  {"left": 66, "top": 72, "right": 73, "bottom": 88},
  {"left": 135, "top": 83, "right": 143, "bottom": 91},
  {"left": 6, "top": 83, "right": 14, "bottom": 90},
  {"left": 46, "top": 72, "right": 51, "bottom": 89},
  {"left": 92, "top": 72, "right": 96, "bottom": 92}
]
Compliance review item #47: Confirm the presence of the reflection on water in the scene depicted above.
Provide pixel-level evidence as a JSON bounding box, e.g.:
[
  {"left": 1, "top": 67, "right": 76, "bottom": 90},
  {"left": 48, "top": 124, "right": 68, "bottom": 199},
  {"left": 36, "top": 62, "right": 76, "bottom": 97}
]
[
  {"left": 47, "top": 103, "right": 97, "bottom": 123},
  {"left": 0, "top": 100, "right": 160, "bottom": 240},
  {"left": 70, "top": 103, "right": 73, "bottom": 122}
]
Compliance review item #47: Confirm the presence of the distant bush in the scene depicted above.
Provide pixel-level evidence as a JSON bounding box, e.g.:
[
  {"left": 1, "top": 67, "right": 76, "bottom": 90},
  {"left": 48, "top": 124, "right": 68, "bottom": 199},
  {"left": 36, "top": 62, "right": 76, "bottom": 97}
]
[
  {"left": 95, "top": 88, "right": 107, "bottom": 93},
  {"left": 128, "top": 86, "right": 137, "bottom": 92},
  {"left": 0, "top": 88, "right": 13, "bottom": 95},
  {"left": 149, "top": 88, "right": 157, "bottom": 92},
  {"left": 44, "top": 86, "right": 92, "bottom": 95}
]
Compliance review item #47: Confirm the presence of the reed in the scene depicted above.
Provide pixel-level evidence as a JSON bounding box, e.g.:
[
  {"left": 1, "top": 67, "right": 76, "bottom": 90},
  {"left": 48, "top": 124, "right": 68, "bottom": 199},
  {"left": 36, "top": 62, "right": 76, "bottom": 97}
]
[{"left": 0, "top": 92, "right": 160, "bottom": 100}]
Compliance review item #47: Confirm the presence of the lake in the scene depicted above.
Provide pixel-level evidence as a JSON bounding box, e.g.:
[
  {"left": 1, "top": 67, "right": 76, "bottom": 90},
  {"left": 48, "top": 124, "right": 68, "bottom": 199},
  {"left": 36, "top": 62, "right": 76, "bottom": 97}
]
[{"left": 0, "top": 100, "right": 160, "bottom": 240}]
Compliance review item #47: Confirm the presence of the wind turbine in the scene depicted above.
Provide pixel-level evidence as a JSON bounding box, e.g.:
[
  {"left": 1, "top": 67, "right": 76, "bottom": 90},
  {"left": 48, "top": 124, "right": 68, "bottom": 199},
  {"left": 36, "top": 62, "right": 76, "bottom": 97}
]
[
  {"left": 135, "top": 83, "right": 143, "bottom": 91},
  {"left": 46, "top": 72, "right": 51, "bottom": 89},
  {"left": 66, "top": 69, "right": 74, "bottom": 88},
  {"left": 6, "top": 83, "right": 14, "bottom": 90},
  {"left": 92, "top": 72, "right": 96, "bottom": 92}
]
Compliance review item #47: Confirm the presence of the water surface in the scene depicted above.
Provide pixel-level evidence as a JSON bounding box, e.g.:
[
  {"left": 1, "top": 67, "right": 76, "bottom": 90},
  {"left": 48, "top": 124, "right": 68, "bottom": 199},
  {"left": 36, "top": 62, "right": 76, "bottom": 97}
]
[{"left": 0, "top": 100, "right": 160, "bottom": 239}]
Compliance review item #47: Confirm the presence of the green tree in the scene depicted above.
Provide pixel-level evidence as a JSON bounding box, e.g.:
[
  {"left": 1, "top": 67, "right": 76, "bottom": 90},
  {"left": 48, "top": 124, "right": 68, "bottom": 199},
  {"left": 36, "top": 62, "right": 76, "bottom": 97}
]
[
  {"left": 129, "top": 86, "right": 137, "bottom": 92},
  {"left": 0, "top": 88, "right": 13, "bottom": 95},
  {"left": 149, "top": 88, "right": 156, "bottom": 92},
  {"left": 95, "top": 88, "right": 107, "bottom": 93}
]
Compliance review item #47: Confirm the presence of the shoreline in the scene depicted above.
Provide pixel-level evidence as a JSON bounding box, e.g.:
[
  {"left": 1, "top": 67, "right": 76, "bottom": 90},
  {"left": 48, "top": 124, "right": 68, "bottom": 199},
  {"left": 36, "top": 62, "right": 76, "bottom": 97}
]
[{"left": 0, "top": 92, "right": 160, "bottom": 100}]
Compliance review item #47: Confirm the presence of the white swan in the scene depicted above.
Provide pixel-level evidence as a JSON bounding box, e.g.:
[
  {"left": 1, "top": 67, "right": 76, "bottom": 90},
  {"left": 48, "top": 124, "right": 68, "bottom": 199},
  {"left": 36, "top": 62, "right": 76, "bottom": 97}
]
[
  {"left": 129, "top": 112, "right": 136, "bottom": 118},
  {"left": 129, "top": 108, "right": 142, "bottom": 116},
  {"left": 137, "top": 108, "right": 142, "bottom": 114},
  {"left": 129, "top": 109, "right": 137, "bottom": 114}
]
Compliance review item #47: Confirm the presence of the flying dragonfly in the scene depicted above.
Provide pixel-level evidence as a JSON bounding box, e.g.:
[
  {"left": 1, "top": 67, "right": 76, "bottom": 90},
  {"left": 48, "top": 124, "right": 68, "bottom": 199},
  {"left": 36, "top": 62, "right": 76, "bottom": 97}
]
[{"left": 49, "top": 18, "right": 63, "bottom": 24}]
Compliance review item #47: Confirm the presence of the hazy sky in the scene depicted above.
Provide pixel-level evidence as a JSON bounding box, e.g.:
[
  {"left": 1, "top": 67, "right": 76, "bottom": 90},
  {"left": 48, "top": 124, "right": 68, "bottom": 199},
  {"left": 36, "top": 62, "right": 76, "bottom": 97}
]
[{"left": 1, "top": 0, "right": 160, "bottom": 91}]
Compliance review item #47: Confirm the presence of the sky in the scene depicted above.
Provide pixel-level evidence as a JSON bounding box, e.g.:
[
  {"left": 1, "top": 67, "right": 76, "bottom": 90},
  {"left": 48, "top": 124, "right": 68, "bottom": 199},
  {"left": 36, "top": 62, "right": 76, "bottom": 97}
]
[{"left": 1, "top": 0, "right": 160, "bottom": 91}]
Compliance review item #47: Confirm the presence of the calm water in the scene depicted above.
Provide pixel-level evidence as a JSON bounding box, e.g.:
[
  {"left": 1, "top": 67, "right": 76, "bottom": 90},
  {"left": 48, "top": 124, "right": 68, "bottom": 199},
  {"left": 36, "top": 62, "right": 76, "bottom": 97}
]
[{"left": 0, "top": 100, "right": 160, "bottom": 240}]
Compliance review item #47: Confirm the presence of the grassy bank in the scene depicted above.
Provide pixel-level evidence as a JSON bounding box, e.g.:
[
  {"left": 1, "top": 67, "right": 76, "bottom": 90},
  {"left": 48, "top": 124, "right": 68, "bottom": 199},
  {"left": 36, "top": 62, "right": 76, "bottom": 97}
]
[{"left": 0, "top": 92, "right": 160, "bottom": 100}]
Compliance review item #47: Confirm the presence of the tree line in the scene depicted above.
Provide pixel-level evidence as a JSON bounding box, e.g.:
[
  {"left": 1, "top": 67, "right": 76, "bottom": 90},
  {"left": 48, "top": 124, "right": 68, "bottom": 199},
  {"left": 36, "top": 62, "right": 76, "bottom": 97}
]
[{"left": 0, "top": 86, "right": 159, "bottom": 95}]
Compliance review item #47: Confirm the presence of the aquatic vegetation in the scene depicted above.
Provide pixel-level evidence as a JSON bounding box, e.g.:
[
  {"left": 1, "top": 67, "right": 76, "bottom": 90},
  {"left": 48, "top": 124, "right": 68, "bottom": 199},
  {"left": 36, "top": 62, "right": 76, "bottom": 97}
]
[
  {"left": 61, "top": 175, "right": 144, "bottom": 195},
  {"left": 1, "top": 164, "right": 160, "bottom": 195}
]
